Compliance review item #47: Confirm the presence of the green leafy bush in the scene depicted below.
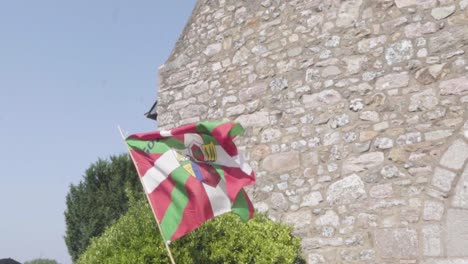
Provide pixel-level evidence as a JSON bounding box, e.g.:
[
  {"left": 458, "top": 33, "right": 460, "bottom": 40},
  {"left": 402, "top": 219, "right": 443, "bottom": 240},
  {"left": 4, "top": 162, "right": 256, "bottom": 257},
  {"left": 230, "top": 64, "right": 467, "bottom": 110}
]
[
  {"left": 78, "top": 200, "right": 304, "bottom": 264},
  {"left": 64, "top": 154, "right": 144, "bottom": 261}
]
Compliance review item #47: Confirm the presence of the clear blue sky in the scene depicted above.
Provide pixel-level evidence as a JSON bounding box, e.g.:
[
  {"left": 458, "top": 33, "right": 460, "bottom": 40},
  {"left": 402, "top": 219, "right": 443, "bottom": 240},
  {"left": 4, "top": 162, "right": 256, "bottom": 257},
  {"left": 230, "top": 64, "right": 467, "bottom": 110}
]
[{"left": 0, "top": 1, "right": 195, "bottom": 263}]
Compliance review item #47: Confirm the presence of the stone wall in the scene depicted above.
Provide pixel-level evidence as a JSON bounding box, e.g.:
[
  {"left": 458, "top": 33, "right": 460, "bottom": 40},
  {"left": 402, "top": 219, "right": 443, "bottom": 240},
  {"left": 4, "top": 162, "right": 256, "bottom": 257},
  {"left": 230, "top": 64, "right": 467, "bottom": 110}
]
[{"left": 156, "top": 0, "right": 468, "bottom": 263}]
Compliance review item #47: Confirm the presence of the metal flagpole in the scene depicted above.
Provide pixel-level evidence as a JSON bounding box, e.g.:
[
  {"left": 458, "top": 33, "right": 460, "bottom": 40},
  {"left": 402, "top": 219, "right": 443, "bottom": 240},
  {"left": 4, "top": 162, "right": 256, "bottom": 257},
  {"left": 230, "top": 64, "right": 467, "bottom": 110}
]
[{"left": 118, "top": 126, "right": 176, "bottom": 264}]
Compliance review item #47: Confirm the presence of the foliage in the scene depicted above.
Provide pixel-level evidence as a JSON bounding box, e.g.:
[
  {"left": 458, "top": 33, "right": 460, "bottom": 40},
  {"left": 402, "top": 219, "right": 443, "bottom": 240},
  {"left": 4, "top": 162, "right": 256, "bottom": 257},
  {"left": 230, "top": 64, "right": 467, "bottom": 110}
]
[
  {"left": 64, "top": 154, "right": 144, "bottom": 262},
  {"left": 0, "top": 258, "right": 21, "bottom": 264},
  {"left": 77, "top": 200, "right": 305, "bottom": 264},
  {"left": 24, "top": 259, "right": 59, "bottom": 264}
]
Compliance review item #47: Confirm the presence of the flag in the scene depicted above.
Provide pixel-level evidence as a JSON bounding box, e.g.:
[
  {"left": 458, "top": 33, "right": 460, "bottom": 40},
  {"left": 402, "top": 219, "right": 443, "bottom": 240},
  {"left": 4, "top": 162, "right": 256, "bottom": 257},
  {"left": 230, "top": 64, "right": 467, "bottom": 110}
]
[{"left": 125, "top": 120, "right": 255, "bottom": 242}]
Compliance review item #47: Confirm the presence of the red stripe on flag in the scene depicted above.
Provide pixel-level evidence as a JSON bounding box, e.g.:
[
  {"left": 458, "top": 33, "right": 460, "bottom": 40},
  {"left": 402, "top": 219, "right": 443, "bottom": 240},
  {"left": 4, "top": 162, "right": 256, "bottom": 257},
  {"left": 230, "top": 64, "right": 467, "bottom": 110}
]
[
  {"left": 170, "top": 123, "right": 197, "bottom": 136},
  {"left": 170, "top": 177, "right": 214, "bottom": 241},
  {"left": 211, "top": 122, "right": 238, "bottom": 156},
  {"left": 129, "top": 149, "right": 162, "bottom": 177},
  {"left": 127, "top": 123, "right": 197, "bottom": 141},
  {"left": 148, "top": 176, "right": 176, "bottom": 222},
  {"left": 196, "top": 162, "right": 221, "bottom": 187},
  {"left": 127, "top": 131, "right": 163, "bottom": 140},
  {"left": 243, "top": 189, "right": 255, "bottom": 219},
  {"left": 222, "top": 166, "right": 256, "bottom": 201},
  {"left": 171, "top": 134, "right": 185, "bottom": 143}
]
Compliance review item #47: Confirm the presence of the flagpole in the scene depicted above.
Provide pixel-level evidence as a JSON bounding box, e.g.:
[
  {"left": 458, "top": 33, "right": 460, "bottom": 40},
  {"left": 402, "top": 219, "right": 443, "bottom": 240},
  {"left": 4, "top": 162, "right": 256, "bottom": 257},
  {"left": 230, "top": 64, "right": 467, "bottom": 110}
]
[{"left": 118, "top": 126, "right": 176, "bottom": 264}]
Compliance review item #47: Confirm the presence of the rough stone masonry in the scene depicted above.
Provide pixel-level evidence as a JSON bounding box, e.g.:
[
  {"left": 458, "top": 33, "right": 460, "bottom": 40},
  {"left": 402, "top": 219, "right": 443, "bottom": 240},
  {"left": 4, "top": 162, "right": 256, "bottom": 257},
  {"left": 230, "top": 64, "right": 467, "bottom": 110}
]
[{"left": 155, "top": 0, "right": 468, "bottom": 263}]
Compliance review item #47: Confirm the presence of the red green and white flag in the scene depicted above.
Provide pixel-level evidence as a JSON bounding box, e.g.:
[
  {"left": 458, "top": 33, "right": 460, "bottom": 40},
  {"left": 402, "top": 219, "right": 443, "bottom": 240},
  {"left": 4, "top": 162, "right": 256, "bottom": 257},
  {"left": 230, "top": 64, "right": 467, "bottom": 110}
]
[{"left": 125, "top": 120, "right": 255, "bottom": 242}]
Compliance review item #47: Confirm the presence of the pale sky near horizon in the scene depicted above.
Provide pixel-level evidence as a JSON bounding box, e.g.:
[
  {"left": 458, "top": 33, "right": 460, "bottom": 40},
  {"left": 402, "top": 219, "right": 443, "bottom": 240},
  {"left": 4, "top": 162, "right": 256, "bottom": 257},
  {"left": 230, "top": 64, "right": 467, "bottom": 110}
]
[{"left": 0, "top": 1, "right": 196, "bottom": 263}]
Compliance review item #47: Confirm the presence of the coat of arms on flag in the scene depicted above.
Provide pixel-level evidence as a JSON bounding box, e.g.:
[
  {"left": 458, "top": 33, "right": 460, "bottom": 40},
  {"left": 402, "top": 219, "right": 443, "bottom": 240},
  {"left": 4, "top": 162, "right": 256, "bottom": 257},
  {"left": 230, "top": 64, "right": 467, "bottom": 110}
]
[{"left": 125, "top": 120, "right": 255, "bottom": 242}]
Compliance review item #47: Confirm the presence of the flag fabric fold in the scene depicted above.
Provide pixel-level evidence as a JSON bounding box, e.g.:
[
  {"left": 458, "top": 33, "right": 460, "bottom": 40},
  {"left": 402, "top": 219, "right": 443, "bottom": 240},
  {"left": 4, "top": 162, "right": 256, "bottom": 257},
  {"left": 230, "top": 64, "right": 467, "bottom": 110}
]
[{"left": 125, "top": 120, "right": 255, "bottom": 242}]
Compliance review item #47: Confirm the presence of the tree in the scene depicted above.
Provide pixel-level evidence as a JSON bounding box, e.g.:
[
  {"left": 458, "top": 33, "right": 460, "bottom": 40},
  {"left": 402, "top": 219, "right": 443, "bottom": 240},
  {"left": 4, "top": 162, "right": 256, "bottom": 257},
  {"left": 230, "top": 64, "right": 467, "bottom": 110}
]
[
  {"left": 77, "top": 200, "right": 305, "bottom": 264},
  {"left": 64, "top": 154, "right": 143, "bottom": 262},
  {"left": 24, "top": 259, "right": 59, "bottom": 264},
  {"left": 0, "top": 259, "right": 21, "bottom": 264}
]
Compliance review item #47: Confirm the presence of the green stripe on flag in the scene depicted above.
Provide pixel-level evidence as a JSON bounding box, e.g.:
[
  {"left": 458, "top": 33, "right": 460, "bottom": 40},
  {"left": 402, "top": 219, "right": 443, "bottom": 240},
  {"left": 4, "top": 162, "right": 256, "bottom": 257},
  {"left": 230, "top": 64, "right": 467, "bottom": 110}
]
[
  {"left": 201, "top": 134, "right": 219, "bottom": 146},
  {"left": 126, "top": 137, "right": 185, "bottom": 154},
  {"left": 196, "top": 120, "right": 225, "bottom": 134},
  {"left": 232, "top": 190, "right": 251, "bottom": 222},
  {"left": 211, "top": 164, "right": 226, "bottom": 181},
  {"left": 160, "top": 166, "right": 191, "bottom": 241},
  {"left": 126, "top": 139, "right": 170, "bottom": 154},
  {"left": 159, "top": 138, "right": 185, "bottom": 150},
  {"left": 229, "top": 123, "right": 245, "bottom": 137},
  {"left": 196, "top": 120, "right": 245, "bottom": 138}
]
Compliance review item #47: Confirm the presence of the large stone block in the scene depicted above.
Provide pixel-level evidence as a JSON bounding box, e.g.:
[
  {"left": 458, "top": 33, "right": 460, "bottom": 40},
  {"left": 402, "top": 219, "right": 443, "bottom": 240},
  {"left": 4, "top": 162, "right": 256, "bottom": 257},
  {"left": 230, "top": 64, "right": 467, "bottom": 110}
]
[
  {"left": 301, "top": 191, "right": 323, "bottom": 207},
  {"left": 423, "top": 200, "right": 444, "bottom": 221},
  {"left": 270, "top": 192, "right": 288, "bottom": 211},
  {"left": 262, "top": 151, "right": 300, "bottom": 173},
  {"left": 326, "top": 174, "right": 367, "bottom": 205},
  {"left": 414, "top": 63, "right": 445, "bottom": 85},
  {"left": 425, "top": 130, "right": 453, "bottom": 141},
  {"left": 429, "top": 26, "right": 468, "bottom": 53},
  {"left": 462, "top": 0, "right": 468, "bottom": 10},
  {"left": 439, "top": 76, "right": 468, "bottom": 96},
  {"left": 374, "top": 228, "right": 418, "bottom": 259},
  {"left": 321, "top": 65, "right": 341, "bottom": 78},
  {"left": 235, "top": 112, "right": 270, "bottom": 127},
  {"left": 422, "top": 224, "right": 442, "bottom": 256},
  {"left": 405, "top": 22, "right": 437, "bottom": 38},
  {"left": 431, "top": 5, "right": 456, "bottom": 20},
  {"left": 440, "top": 139, "right": 468, "bottom": 170},
  {"left": 375, "top": 72, "right": 409, "bottom": 90},
  {"left": 336, "top": 0, "right": 362, "bottom": 28},
  {"left": 343, "top": 55, "right": 367, "bottom": 75},
  {"left": 357, "top": 36, "right": 387, "bottom": 53},
  {"left": 226, "top": 104, "right": 246, "bottom": 117},
  {"left": 302, "top": 90, "right": 342, "bottom": 108},
  {"left": 385, "top": 40, "right": 414, "bottom": 65},
  {"left": 282, "top": 209, "right": 312, "bottom": 232},
  {"left": 446, "top": 209, "right": 468, "bottom": 257},
  {"left": 203, "top": 43, "right": 222, "bottom": 56},
  {"left": 343, "top": 152, "right": 385, "bottom": 174},
  {"left": 432, "top": 167, "right": 457, "bottom": 192},
  {"left": 239, "top": 83, "right": 267, "bottom": 102},
  {"left": 397, "top": 132, "right": 422, "bottom": 145},
  {"left": 409, "top": 88, "right": 438, "bottom": 112},
  {"left": 315, "top": 210, "right": 339, "bottom": 227}
]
